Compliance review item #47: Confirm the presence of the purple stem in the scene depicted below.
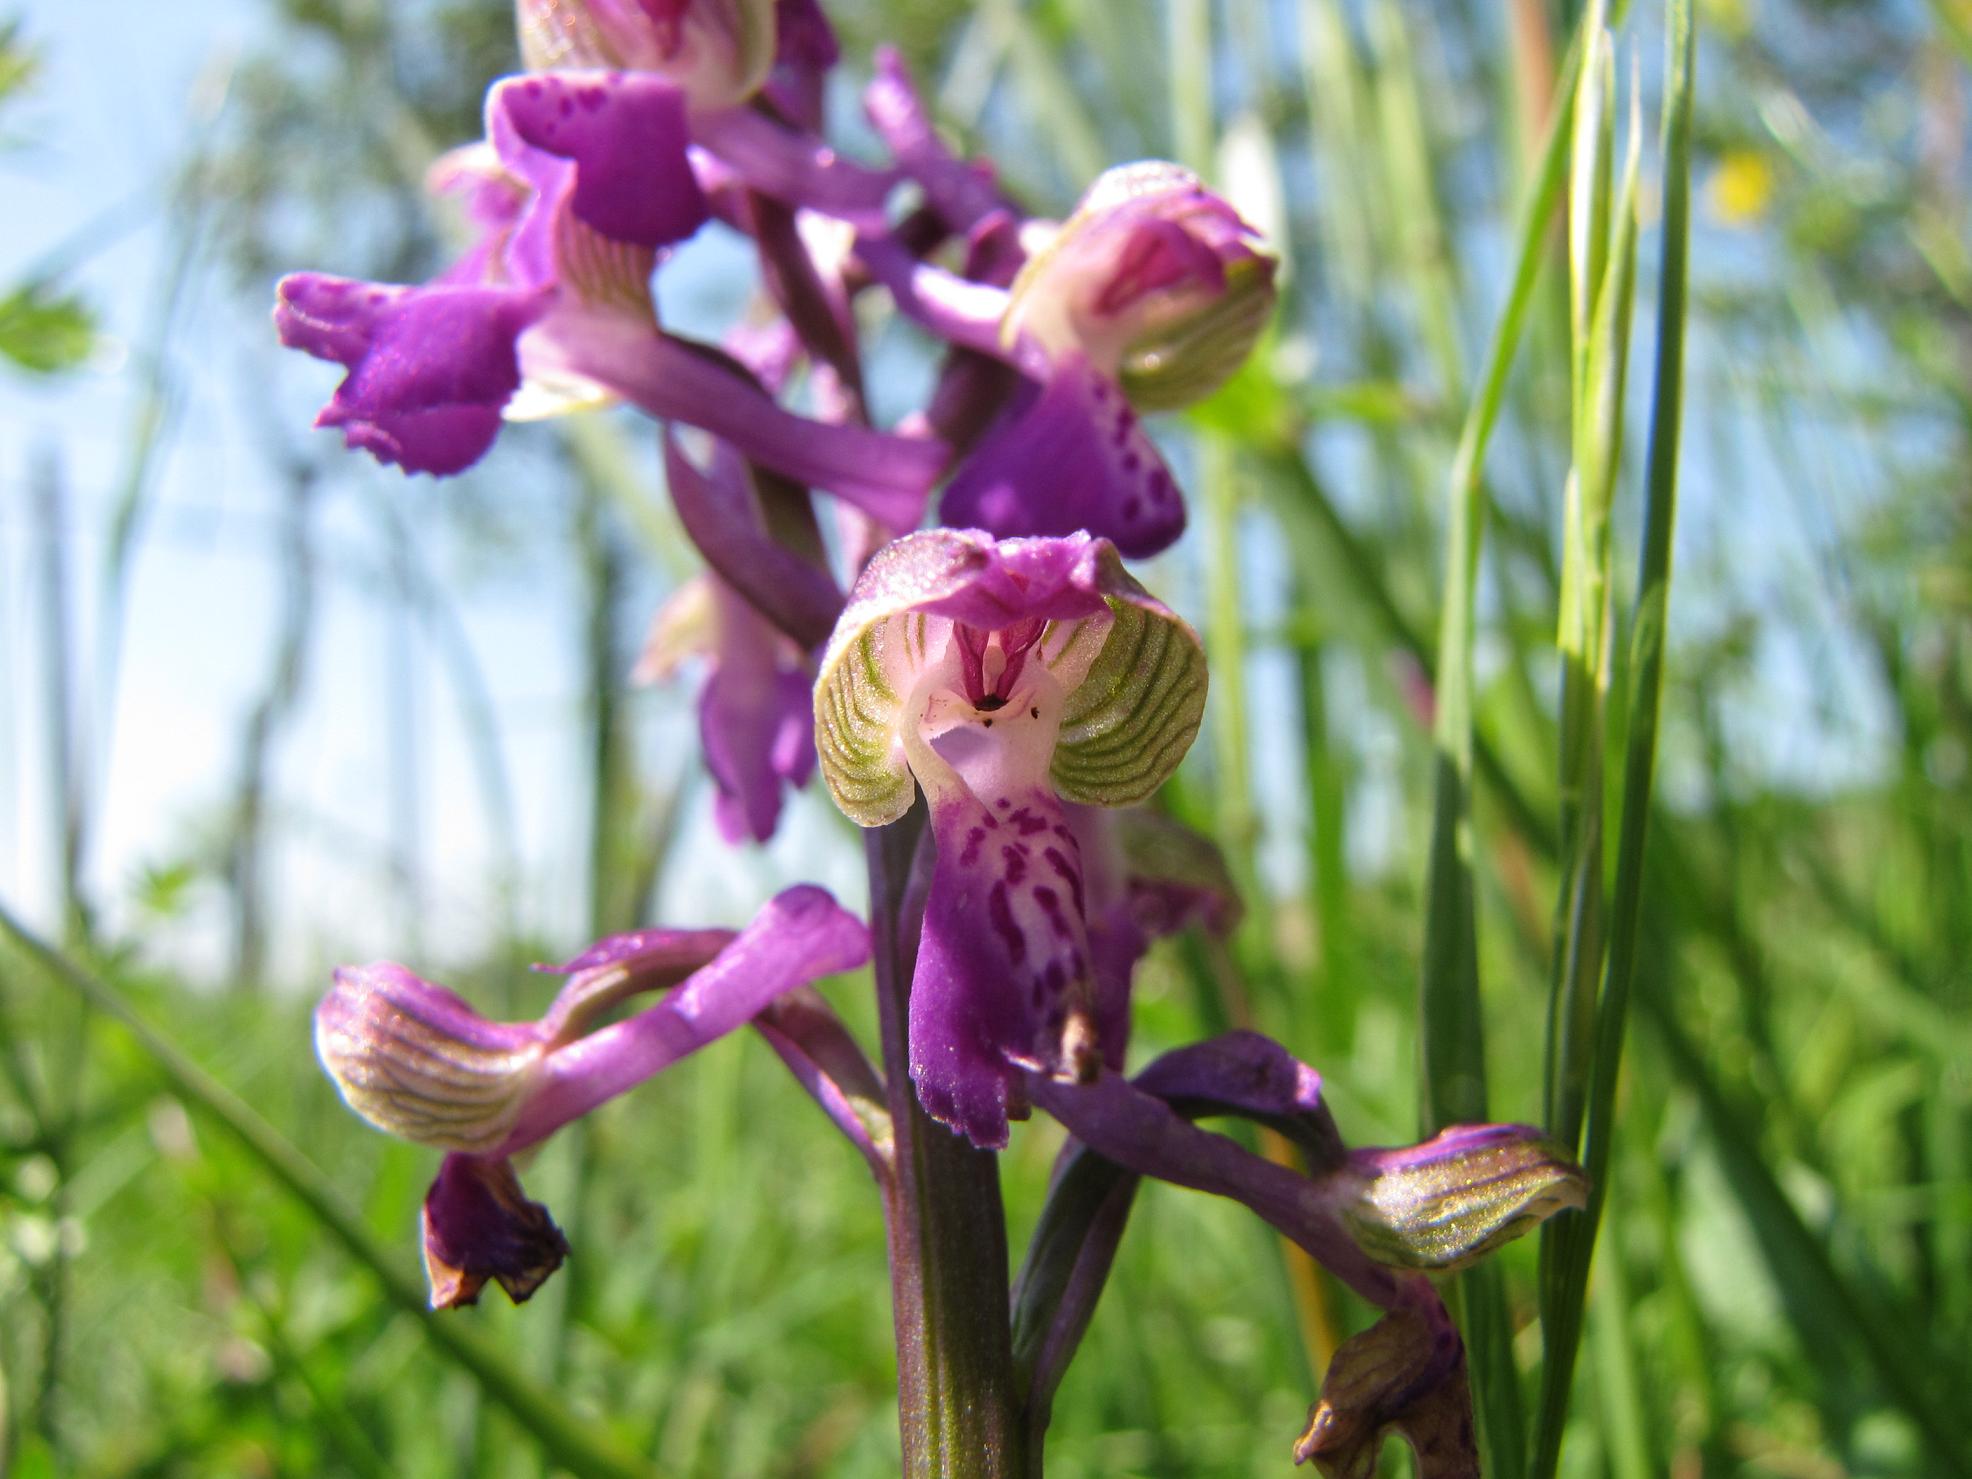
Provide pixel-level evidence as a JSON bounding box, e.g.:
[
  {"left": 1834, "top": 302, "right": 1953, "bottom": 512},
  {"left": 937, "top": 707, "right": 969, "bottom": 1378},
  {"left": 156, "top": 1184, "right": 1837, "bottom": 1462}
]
[{"left": 867, "top": 809, "right": 1020, "bottom": 1478}]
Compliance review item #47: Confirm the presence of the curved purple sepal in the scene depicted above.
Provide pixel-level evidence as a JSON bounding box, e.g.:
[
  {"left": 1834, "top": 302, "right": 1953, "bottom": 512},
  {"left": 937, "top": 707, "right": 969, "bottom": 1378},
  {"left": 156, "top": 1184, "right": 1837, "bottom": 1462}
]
[
  {"left": 421, "top": 1153, "right": 570, "bottom": 1309},
  {"left": 490, "top": 71, "right": 707, "bottom": 249},
  {"left": 702, "top": 654, "right": 814, "bottom": 844},
  {"left": 275, "top": 274, "right": 548, "bottom": 475},
  {"left": 941, "top": 356, "right": 1186, "bottom": 559},
  {"left": 509, "top": 884, "right": 869, "bottom": 1149}
]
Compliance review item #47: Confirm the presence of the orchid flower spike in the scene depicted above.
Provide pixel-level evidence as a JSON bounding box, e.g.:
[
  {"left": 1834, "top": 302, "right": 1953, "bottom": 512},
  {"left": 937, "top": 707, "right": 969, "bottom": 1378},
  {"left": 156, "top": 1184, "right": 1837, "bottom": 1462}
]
[
  {"left": 813, "top": 530, "right": 1207, "bottom": 1147},
  {"left": 314, "top": 886, "right": 868, "bottom": 1306}
]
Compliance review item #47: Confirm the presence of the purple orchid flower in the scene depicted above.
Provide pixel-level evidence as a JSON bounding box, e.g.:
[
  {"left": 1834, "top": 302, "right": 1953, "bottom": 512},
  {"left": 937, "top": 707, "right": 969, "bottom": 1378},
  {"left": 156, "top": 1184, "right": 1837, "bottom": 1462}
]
[
  {"left": 1023, "top": 1030, "right": 1583, "bottom": 1471},
  {"left": 314, "top": 885, "right": 868, "bottom": 1306},
  {"left": 858, "top": 160, "right": 1276, "bottom": 557},
  {"left": 637, "top": 571, "right": 816, "bottom": 844},
  {"left": 812, "top": 529, "right": 1208, "bottom": 1147},
  {"left": 275, "top": 70, "right": 940, "bottom": 522}
]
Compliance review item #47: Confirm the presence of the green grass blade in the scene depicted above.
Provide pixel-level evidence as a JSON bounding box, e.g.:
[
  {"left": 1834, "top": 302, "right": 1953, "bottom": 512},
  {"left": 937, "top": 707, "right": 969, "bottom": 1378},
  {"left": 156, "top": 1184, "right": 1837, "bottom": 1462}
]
[
  {"left": 0, "top": 903, "right": 662, "bottom": 1479},
  {"left": 1641, "top": 989, "right": 1972, "bottom": 1473},
  {"left": 1531, "top": 6, "right": 1693, "bottom": 1473},
  {"left": 1412, "top": 23, "right": 1583, "bottom": 1479}
]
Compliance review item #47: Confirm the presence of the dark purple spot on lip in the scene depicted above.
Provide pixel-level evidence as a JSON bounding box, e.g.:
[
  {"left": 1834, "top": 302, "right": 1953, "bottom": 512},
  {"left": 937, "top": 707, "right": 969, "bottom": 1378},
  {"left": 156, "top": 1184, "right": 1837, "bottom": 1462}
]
[
  {"left": 1120, "top": 452, "right": 1141, "bottom": 474},
  {"left": 1002, "top": 844, "right": 1029, "bottom": 885},
  {"left": 559, "top": 96, "right": 574, "bottom": 117},
  {"left": 524, "top": 79, "right": 544, "bottom": 97},
  {"left": 989, "top": 881, "right": 1025, "bottom": 965},
  {"left": 1007, "top": 808, "right": 1049, "bottom": 837},
  {"left": 1044, "top": 847, "right": 1085, "bottom": 916},
  {"left": 1122, "top": 496, "right": 1143, "bottom": 520},
  {"left": 996, "top": 796, "right": 1012, "bottom": 810},
  {"left": 960, "top": 826, "right": 986, "bottom": 867}
]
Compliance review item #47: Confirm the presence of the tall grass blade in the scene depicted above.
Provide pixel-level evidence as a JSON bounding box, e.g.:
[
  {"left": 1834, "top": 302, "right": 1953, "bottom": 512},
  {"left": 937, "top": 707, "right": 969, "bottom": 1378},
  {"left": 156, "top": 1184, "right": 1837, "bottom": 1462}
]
[
  {"left": 1413, "top": 20, "right": 1584, "bottom": 1477},
  {"left": 1531, "top": 6, "right": 1693, "bottom": 1473}
]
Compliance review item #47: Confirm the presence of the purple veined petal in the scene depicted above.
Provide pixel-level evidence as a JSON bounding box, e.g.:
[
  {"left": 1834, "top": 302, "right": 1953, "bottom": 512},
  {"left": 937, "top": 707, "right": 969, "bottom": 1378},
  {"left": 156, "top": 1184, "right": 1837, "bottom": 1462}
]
[
  {"left": 691, "top": 104, "right": 898, "bottom": 225},
  {"left": 275, "top": 274, "right": 550, "bottom": 476},
  {"left": 506, "top": 884, "right": 869, "bottom": 1150},
  {"left": 940, "top": 355, "right": 1188, "bottom": 559},
  {"left": 909, "top": 783, "right": 1101, "bottom": 1149},
  {"left": 1133, "top": 1029, "right": 1325, "bottom": 1121},
  {"left": 699, "top": 581, "right": 817, "bottom": 844},
  {"left": 863, "top": 46, "right": 1010, "bottom": 236},
  {"left": 531, "top": 312, "right": 944, "bottom": 526},
  {"left": 314, "top": 963, "right": 547, "bottom": 1153},
  {"left": 420, "top": 1153, "right": 570, "bottom": 1309},
  {"left": 488, "top": 71, "right": 709, "bottom": 250},
  {"left": 662, "top": 430, "right": 844, "bottom": 649},
  {"left": 1028, "top": 1069, "right": 1404, "bottom": 1308}
]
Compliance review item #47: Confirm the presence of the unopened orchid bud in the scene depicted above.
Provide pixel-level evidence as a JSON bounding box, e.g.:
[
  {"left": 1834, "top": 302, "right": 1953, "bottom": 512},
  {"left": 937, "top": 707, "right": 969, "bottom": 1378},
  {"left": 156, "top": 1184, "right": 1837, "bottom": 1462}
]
[
  {"left": 315, "top": 965, "right": 548, "bottom": 1155},
  {"left": 517, "top": 0, "right": 777, "bottom": 109},
  {"left": 1002, "top": 161, "right": 1277, "bottom": 412},
  {"left": 1332, "top": 1124, "right": 1587, "bottom": 1273}
]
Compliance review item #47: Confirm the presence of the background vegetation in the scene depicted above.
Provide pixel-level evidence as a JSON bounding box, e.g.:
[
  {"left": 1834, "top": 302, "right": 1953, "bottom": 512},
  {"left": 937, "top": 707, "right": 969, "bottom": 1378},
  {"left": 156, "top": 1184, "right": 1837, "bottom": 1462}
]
[{"left": 3, "top": 0, "right": 1969, "bottom": 1474}]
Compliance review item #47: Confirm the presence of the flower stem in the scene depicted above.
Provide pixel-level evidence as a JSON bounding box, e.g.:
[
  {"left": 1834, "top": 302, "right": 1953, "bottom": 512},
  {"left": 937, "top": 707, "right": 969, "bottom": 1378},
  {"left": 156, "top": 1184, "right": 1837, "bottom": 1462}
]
[{"left": 866, "top": 809, "right": 1021, "bottom": 1479}]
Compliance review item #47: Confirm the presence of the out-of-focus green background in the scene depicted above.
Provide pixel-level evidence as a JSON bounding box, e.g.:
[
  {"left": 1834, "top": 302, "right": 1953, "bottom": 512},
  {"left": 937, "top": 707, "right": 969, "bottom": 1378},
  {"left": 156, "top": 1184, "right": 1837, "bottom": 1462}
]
[{"left": 2, "top": 0, "right": 1969, "bottom": 1474}]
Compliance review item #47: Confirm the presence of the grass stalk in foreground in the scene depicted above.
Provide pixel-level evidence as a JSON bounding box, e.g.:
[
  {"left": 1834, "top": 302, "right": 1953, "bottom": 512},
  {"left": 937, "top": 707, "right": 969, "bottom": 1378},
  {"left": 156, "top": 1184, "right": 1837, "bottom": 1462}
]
[
  {"left": 0, "top": 902, "right": 662, "bottom": 1479},
  {"left": 1530, "top": 4, "right": 1693, "bottom": 1472},
  {"left": 1413, "top": 21, "right": 1584, "bottom": 1477}
]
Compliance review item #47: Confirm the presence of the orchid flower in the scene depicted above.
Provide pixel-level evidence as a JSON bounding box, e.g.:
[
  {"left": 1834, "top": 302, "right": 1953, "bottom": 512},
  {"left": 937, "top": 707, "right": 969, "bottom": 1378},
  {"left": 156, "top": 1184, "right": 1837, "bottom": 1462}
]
[
  {"left": 813, "top": 529, "right": 1207, "bottom": 1147},
  {"left": 1019, "top": 1030, "right": 1586, "bottom": 1471},
  {"left": 855, "top": 157, "right": 1277, "bottom": 557},
  {"left": 314, "top": 885, "right": 868, "bottom": 1306},
  {"left": 275, "top": 66, "right": 939, "bottom": 522},
  {"left": 637, "top": 571, "right": 815, "bottom": 844}
]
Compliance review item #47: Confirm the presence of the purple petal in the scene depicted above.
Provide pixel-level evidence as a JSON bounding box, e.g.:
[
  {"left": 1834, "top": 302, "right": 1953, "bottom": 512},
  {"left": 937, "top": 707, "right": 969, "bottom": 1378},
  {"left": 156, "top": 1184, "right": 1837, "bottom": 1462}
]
[
  {"left": 489, "top": 71, "right": 707, "bottom": 249},
  {"left": 508, "top": 884, "right": 869, "bottom": 1149},
  {"left": 854, "top": 232, "right": 1016, "bottom": 361},
  {"left": 863, "top": 47, "right": 1009, "bottom": 236},
  {"left": 534, "top": 926, "right": 738, "bottom": 1043},
  {"left": 909, "top": 785, "right": 1099, "bottom": 1149},
  {"left": 691, "top": 104, "right": 897, "bottom": 223},
  {"left": 421, "top": 1153, "right": 570, "bottom": 1309},
  {"left": 941, "top": 356, "right": 1187, "bottom": 559},
  {"left": 662, "top": 432, "right": 844, "bottom": 648},
  {"left": 1134, "top": 1031, "right": 1324, "bottom": 1118},
  {"left": 276, "top": 274, "right": 548, "bottom": 476},
  {"left": 699, "top": 584, "right": 816, "bottom": 844}
]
